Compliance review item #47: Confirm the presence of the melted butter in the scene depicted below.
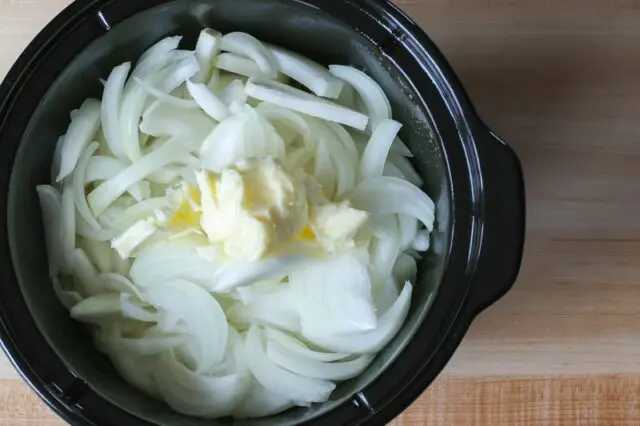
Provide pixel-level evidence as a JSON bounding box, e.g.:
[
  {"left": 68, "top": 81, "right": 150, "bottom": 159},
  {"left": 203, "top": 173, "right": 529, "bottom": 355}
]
[
  {"left": 168, "top": 184, "right": 203, "bottom": 228},
  {"left": 296, "top": 225, "right": 316, "bottom": 241}
]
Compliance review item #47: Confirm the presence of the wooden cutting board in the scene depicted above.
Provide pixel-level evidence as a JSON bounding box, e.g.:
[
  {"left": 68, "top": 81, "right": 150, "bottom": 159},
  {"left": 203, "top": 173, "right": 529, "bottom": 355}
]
[{"left": 2, "top": 0, "right": 640, "bottom": 424}]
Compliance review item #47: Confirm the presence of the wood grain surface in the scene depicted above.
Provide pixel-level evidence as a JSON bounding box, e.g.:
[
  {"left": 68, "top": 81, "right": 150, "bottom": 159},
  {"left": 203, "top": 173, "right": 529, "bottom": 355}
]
[{"left": 2, "top": 0, "right": 640, "bottom": 424}]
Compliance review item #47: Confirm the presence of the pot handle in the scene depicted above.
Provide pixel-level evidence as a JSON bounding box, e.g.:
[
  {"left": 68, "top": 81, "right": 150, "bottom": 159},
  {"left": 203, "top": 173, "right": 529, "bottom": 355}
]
[{"left": 467, "top": 125, "right": 525, "bottom": 314}]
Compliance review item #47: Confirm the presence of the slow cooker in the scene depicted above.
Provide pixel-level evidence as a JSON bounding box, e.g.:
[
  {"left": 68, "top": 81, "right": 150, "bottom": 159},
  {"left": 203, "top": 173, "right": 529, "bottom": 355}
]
[{"left": 0, "top": 0, "right": 525, "bottom": 424}]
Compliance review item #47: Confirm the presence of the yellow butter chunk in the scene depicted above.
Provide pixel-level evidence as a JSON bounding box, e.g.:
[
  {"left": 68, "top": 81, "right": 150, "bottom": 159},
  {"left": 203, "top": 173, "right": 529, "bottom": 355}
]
[
  {"left": 197, "top": 157, "right": 309, "bottom": 262},
  {"left": 311, "top": 201, "right": 369, "bottom": 253}
]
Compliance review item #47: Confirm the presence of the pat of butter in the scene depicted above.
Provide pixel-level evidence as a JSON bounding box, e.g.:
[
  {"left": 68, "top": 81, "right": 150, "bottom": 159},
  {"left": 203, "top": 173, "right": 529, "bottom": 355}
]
[
  {"left": 196, "top": 157, "right": 308, "bottom": 262},
  {"left": 312, "top": 201, "right": 369, "bottom": 253}
]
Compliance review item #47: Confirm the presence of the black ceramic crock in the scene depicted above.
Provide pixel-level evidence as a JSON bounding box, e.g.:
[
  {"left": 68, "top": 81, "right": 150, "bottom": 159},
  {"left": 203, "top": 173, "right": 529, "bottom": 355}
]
[{"left": 0, "top": 0, "right": 525, "bottom": 425}]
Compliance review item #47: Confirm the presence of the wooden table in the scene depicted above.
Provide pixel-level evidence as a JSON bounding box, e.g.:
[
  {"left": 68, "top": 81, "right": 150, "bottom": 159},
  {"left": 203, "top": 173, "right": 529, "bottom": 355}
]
[{"left": 2, "top": 0, "right": 640, "bottom": 424}]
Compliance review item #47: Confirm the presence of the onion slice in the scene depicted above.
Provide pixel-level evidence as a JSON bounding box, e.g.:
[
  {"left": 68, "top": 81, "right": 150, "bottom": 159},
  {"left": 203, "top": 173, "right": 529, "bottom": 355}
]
[
  {"left": 101, "top": 62, "right": 131, "bottom": 159},
  {"left": 245, "top": 325, "right": 335, "bottom": 404},
  {"left": 88, "top": 138, "right": 188, "bottom": 216},
  {"left": 344, "top": 176, "right": 435, "bottom": 232},
  {"left": 359, "top": 119, "right": 403, "bottom": 180},
  {"left": 329, "top": 65, "right": 392, "bottom": 131},
  {"left": 186, "top": 79, "right": 230, "bottom": 121},
  {"left": 245, "top": 77, "right": 369, "bottom": 130},
  {"left": 221, "top": 32, "right": 278, "bottom": 78},
  {"left": 267, "top": 339, "right": 373, "bottom": 381},
  {"left": 56, "top": 99, "right": 101, "bottom": 181},
  {"left": 268, "top": 44, "right": 343, "bottom": 98},
  {"left": 303, "top": 282, "right": 413, "bottom": 354}
]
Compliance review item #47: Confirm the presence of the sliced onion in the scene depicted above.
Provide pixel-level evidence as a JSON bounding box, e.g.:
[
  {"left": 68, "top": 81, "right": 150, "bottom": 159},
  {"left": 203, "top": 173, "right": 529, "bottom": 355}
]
[
  {"left": 329, "top": 65, "right": 391, "bottom": 131},
  {"left": 221, "top": 32, "right": 278, "bottom": 78},
  {"left": 101, "top": 62, "right": 131, "bottom": 160},
  {"left": 76, "top": 216, "right": 118, "bottom": 242},
  {"left": 309, "top": 119, "right": 356, "bottom": 196},
  {"left": 194, "top": 29, "right": 222, "bottom": 83},
  {"left": 143, "top": 279, "right": 228, "bottom": 373},
  {"left": 186, "top": 79, "right": 229, "bottom": 121},
  {"left": 245, "top": 325, "right": 335, "bottom": 404},
  {"left": 264, "top": 328, "right": 350, "bottom": 362},
  {"left": 111, "top": 218, "right": 157, "bottom": 259},
  {"left": 154, "top": 332, "right": 249, "bottom": 417},
  {"left": 370, "top": 234, "right": 401, "bottom": 287},
  {"left": 267, "top": 339, "right": 373, "bottom": 381},
  {"left": 217, "top": 53, "right": 266, "bottom": 78},
  {"left": 245, "top": 77, "right": 369, "bottom": 130},
  {"left": 103, "top": 330, "right": 185, "bottom": 357},
  {"left": 156, "top": 55, "right": 200, "bottom": 94},
  {"left": 214, "top": 242, "right": 326, "bottom": 293},
  {"left": 303, "top": 282, "right": 412, "bottom": 354},
  {"left": 85, "top": 156, "right": 125, "bottom": 183},
  {"left": 130, "top": 245, "right": 224, "bottom": 290},
  {"left": 218, "top": 79, "right": 248, "bottom": 106},
  {"left": 141, "top": 102, "right": 215, "bottom": 144},
  {"left": 268, "top": 44, "right": 343, "bottom": 98},
  {"left": 133, "top": 77, "right": 197, "bottom": 108},
  {"left": 70, "top": 293, "right": 121, "bottom": 323},
  {"left": 51, "top": 136, "right": 65, "bottom": 184},
  {"left": 359, "top": 119, "right": 402, "bottom": 180},
  {"left": 256, "top": 104, "right": 315, "bottom": 151},
  {"left": 200, "top": 114, "right": 247, "bottom": 172},
  {"left": 327, "top": 122, "right": 359, "bottom": 166},
  {"left": 233, "top": 377, "right": 295, "bottom": 419},
  {"left": 73, "top": 142, "right": 102, "bottom": 230},
  {"left": 80, "top": 238, "right": 113, "bottom": 274},
  {"left": 344, "top": 176, "right": 435, "bottom": 232},
  {"left": 227, "top": 285, "right": 299, "bottom": 332},
  {"left": 291, "top": 251, "right": 377, "bottom": 341},
  {"left": 96, "top": 273, "right": 141, "bottom": 297},
  {"left": 88, "top": 137, "right": 189, "bottom": 216},
  {"left": 99, "top": 197, "right": 167, "bottom": 233},
  {"left": 133, "top": 36, "right": 182, "bottom": 80},
  {"left": 56, "top": 99, "right": 101, "bottom": 181}
]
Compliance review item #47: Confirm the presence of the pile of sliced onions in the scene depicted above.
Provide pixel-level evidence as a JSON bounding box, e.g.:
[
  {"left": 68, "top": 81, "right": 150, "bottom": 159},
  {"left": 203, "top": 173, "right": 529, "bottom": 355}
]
[{"left": 37, "top": 29, "right": 435, "bottom": 419}]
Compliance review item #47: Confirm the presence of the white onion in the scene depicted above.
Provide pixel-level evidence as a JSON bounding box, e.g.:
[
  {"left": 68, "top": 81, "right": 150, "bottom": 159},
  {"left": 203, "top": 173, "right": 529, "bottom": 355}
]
[
  {"left": 133, "top": 36, "right": 182, "bottom": 80},
  {"left": 101, "top": 62, "right": 131, "bottom": 159},
  {"left": 268, "top": 44, "right": 343, "bottom": 98},
  {"left": 217, "top": 53, "right": 266, "bottom": 78},
  {"left": 291, "top": 251, "right": 378, "bottom": 339},
  {"left": 245, "top": 325, "right": 335, "bottom": 404},
  {"left": 133, "top": 77, "right": 197, "bottom": 109},
  {"left": 186, "top": 79, "right": 229, "bottom": 121},
  {"left": 344, "top": 176, "right": 435, "bottom": 232},
  {"left": 303, "top": 282, "right": 413, "bottom": 354},
  {"left": 143, "top": 279, "right": 228, "bottom": 373},
  {"left": 221, "top": 32, "right": 278, "bottom": 78},
  {"left": 267, "top": 338, "right": 373, "bottom": 381},
  {"left": 194, "top": 29, "right": 222, "bottom": 83},
  {"left": 359, "top": 119, "right": 403, "bottom": 180},
  {"left": 39, "top": 28, "right": 437, "bottom": 420},
  {"left": 88, "top": 138, "right": 188, "bottom": 216},
  {"left": 245, "top": 77, "right": 369, "bottom": 130},
  {"left": 329, "top": 65, "right": 391, "bottom": 131},
  {"left": 56, "top": 99, "right": 101, "bottom": 182}
]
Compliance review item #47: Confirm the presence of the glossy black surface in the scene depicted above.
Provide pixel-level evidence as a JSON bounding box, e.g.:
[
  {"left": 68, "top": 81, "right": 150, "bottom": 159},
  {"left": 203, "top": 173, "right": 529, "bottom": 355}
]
[{"left": 0, "top": 0, "right": 524, "bottom": 425}]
